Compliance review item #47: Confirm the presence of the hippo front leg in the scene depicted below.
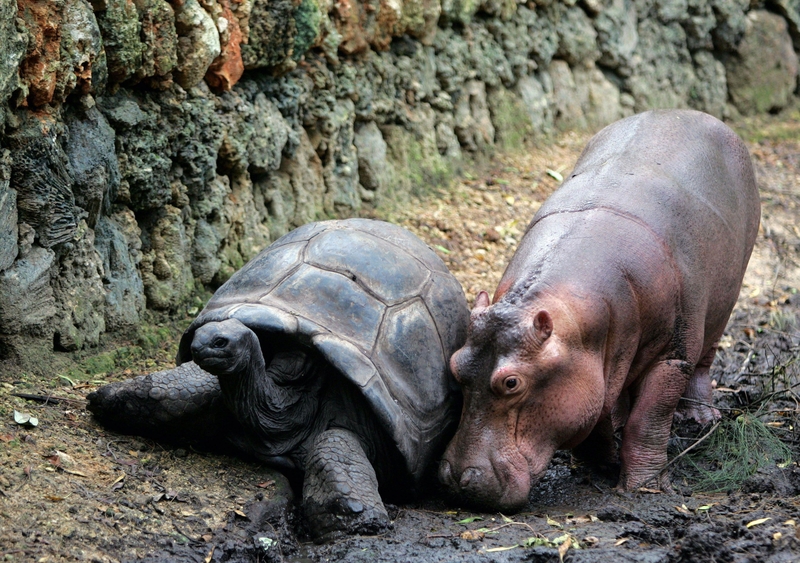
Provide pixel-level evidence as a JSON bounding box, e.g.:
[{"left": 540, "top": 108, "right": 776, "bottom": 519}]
[
  {"left": 619, "top": 359, "right": 693, "bottom": 490},
  {"left": 302, "top": 428, "right": 390, "bottom": 542}
]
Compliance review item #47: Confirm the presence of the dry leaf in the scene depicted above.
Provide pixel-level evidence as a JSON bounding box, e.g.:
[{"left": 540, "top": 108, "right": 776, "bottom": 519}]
[
  {"left": 233, "top": 509, "right": 248, "bottom": 519},
  {"left": 637, "top": 487, "right": 662, "bottom": 494},
  {"left": 784, "top": 519, "right": 796, "bottom": 526},
  {"left": 460, "top": 530, "right": 485, "bottom": 541},
  {"left": 615, "top": 538, "right": 629, "bottom": 546},
  {"left": 456, "top": 516, "right": 483, "bottom": 524},
  {"left": 675, "top": 505, "right": 691, "bottom": 514},
  {"left": 558, "top": 535, "right": 572, "bottom": 562},
  {"left": 582, "top": 536, "right": 599, "bottom": 547},
  {"left": 46, "top": 495, "right": 65, "bottom": 502},
  {"left": 256, "top": 480, "right": 275, "bottom": 488},
  {"left": 773, "top": 532, "right": 783, "bottom": 540},
  {"left": 546, "top": 516, "right": 563, "bottom": 528},
  {"left": 566, "top": 515, "right": 593, "bottom": 525},
  {"left": 746, "top": 517, "right": 771, "bottom": 528},
  {"left": 204, "top": 546, "right": 215, "bottom": 563}
]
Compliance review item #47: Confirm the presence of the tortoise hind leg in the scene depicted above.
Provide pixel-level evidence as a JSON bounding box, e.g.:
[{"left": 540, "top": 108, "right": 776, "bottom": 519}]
[
  {"left": 302, "top": 428, "right": 390, "bottom": 542},
  {"left": 87, "top": 361, "right": 239, "bottom": 449}
]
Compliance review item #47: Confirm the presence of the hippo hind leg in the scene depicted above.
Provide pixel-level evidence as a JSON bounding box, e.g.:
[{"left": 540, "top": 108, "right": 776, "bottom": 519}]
[
  {"left": 303, "top": 428, "right": 390, "bottom": 542},
  {"left": 675, "top": 346, "right": 722, "bottom": 425}
]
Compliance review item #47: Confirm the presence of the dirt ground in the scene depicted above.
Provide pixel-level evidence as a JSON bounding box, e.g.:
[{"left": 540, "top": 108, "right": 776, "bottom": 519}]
[{"left": 2, "top": 111, "right": 800, "bottom": 562}]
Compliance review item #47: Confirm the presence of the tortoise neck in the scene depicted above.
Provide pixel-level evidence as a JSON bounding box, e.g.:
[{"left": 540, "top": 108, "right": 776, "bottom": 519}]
[{"left": 218, "top": 335, "right": 326, "bottom": 458}]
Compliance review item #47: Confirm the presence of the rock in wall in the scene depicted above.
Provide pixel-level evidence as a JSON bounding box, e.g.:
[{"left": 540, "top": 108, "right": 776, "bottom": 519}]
[{"left": 0, "top": 0, "right": 797, "bottom": 360}]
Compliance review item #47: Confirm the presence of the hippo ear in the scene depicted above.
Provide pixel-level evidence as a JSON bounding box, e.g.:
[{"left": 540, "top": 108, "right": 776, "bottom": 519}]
[
  {"left": 532, "top": 310, "right": 553, "bottom": 343},
  {"left": 471, "top": 291, "right": 491, "bottom": 318}
]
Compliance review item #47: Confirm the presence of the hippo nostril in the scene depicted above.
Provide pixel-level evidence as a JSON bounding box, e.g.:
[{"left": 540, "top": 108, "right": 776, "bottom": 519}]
[{"left": 459, "top": 467, "right": 483, "bottom": 489}]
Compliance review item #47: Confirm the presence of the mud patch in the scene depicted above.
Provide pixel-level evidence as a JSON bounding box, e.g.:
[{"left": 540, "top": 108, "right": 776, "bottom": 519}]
[{"left": 2, "top": 113, "right": 800, "bottom": 562}]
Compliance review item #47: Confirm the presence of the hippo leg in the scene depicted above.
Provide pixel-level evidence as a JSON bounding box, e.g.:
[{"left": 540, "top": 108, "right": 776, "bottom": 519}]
[
  {"left": 86, "top": 362, "right": 240, "bottom": 448},
  {"left": 618, "top": 360, "right": 693, "bottom": 490},
  {"left": 302, "top": 428, "right": 390, "bottom": 542},
  {"left": 675, "top": 346, "right": 722, "bottom": 425}
]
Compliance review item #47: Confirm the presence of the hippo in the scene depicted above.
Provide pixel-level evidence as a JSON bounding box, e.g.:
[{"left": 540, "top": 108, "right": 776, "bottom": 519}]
[{"left": 439, "top": 109, "right": 760, "bottom": 511}]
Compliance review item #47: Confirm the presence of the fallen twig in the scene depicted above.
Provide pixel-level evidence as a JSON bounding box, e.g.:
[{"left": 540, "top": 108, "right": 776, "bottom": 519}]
[{"left": 11, "top": 392, "right": 84, "bottom": 406}]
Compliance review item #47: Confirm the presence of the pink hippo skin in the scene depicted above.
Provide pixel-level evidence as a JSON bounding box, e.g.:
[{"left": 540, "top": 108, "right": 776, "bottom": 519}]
[{"left": 439, "top": 109, "right": 761, "bottom": 512}]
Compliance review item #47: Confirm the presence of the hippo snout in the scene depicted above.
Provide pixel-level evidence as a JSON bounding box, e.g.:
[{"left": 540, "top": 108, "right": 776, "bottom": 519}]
[{"left": 439, "top": 458, "right": 529, "bottom": 513}]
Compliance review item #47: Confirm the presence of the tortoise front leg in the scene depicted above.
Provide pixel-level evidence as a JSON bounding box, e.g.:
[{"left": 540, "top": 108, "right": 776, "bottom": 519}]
[
  {"left": 87, "top": 361, "right": 241, "bottom": 449},
  {"left": 302, "top": 428, "right": 390, "bottom": 542}
]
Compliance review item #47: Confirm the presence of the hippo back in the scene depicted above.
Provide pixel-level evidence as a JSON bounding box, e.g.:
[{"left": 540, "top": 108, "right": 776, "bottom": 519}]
[{"left": 532, "top": 109, "right": 760, "bottom": 277}]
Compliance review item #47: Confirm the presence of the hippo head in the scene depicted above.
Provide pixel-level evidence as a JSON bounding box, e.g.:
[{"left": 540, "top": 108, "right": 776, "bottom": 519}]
[{"left": 439, "top": 290, "right": 606, "bottom": 512}]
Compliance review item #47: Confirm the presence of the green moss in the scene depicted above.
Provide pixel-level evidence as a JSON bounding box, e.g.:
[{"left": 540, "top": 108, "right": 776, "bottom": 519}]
[
  {"left": 95, "top": 0, "right": 145, "bottom": 82},
  {"left": 490, "top": 89, "right": 534, "bottom": 152},
  {"left": 292, "top": 0, "right": 322, "bottom": 60},
  {"left": 732, "top": 105, "right": 800, "bottom": 143},
  {"left": 240, "top": 0, "right": 296, "bottom": 69},
  {"left": 406, "top": 135, "right": 455, "bottom": 197},
  {"left": 381, "top": 124, "right": 456, "bottom": 204},
  {"left": 441, "top": 0, "right": 481, "bottom": 24}
]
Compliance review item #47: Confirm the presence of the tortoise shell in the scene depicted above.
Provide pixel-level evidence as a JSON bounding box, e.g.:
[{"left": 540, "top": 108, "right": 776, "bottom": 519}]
[{"left": 177, "top": 218, "right": 469, "bottom": 480}]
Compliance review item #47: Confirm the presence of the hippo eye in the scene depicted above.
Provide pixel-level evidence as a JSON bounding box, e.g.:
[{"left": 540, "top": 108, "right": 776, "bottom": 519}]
[{"left": 505, "top": 377, "right": 518, "bottom": 390}]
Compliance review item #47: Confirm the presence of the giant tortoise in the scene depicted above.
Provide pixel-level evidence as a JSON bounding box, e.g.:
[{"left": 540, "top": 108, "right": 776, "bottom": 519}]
[{"left": 88, "top": 218, "right": 469, "bottom": 540}]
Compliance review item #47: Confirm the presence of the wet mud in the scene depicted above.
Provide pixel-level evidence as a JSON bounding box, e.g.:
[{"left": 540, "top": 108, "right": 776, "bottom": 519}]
[{"left": 2, "top": 114, "right": 800, "bottom": 562}]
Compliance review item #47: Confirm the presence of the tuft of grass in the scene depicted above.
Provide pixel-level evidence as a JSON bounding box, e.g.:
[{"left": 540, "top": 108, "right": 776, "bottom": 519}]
[
  {"left": 768, "top": 309, "right": 797, "bottom": 333},
  {"left": 685, "top": 412, "right": 792, "bottom": 492}
]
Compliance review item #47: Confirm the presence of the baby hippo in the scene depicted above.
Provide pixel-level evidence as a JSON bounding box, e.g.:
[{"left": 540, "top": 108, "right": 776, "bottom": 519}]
[{"left": 439, "top": 109, "right": 760, "bottom": 511}]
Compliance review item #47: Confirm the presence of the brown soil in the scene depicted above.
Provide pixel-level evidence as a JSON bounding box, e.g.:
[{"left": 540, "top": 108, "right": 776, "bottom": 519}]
[{"left": 2, "top": 112, "right": 799, "bottom": 562}]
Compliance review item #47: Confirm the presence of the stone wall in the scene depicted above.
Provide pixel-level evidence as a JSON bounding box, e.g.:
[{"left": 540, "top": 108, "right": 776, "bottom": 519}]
[{"left": 0, "top": 0, "right": 798, "bottom": 360}]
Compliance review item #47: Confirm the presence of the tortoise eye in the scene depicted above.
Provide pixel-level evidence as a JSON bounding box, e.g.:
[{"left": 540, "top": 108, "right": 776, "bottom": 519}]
[{"left": 211, "top": 336, "right": 229, "bottom": 349}]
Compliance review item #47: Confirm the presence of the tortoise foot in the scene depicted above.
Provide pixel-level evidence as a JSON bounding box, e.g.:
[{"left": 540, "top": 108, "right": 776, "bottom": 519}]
[
  {"left": 86, "top": 362, "right": 232, "bottom": 446},
  {"left": 303, "top": 428, "right": 390, "bottom": 542}
]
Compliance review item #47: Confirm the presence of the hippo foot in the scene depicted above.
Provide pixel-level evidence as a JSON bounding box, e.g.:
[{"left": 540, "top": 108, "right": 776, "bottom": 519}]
[
  {"left": 674, "top": 400, "right": 721, "bottom": 426},
  {"left": 303, "top": 428, "right": 390, "bottom": 543}
]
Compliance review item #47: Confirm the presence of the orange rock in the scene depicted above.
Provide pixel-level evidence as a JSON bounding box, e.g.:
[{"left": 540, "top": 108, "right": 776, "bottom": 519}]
[
  {"left": 334, "top": 0, "right": 368, "bottom": 55},
  {"left": 17, "top": 0, "right": 63, "bottom": 107},
  {"left": 205, "top": 0, "right": 245, "bottom": 91}
]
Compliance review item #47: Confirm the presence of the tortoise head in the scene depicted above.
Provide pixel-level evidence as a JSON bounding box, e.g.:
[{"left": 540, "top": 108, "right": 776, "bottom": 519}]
[{"left": 191, "top": 318, "right": 260, "bottom": 378}]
